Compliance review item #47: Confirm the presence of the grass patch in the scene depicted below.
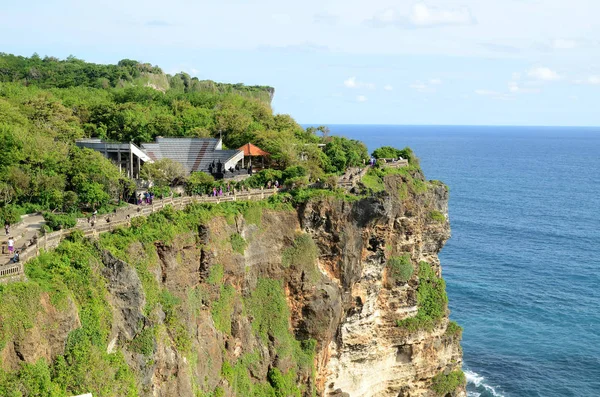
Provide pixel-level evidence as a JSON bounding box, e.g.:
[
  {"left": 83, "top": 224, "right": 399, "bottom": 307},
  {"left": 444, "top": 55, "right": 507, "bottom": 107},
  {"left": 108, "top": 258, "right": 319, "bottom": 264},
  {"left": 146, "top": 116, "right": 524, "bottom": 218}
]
[
  {"left": 243, "top": 204, "right": 263, "bottom": 227},
  {"left": 397, "top": 261, "right": 448, "bottom": 331},
  {"left": 207, "top": 263, "right": 224, "bottom": 285},
  {"left": 428, "top": 210, "right": 446, "bottom": 223},
  {"left": 0, "top": 282, "right": 44, "bottom": 350},
  {"left": 230, "top": 233, "right": 247, "bottom": 255},
  {"left": 128, "top": 326, "right": 155, "bottom": 356},
  {"left": 387, "top": 254, "right": 414, "bottom": 284},
  {"left": 445, "top": 321, "right": 463, "bottom": 338},
  {"left": 211, "top": 284, "right": 236, "bottom": 335},
  {"left": 281, "top": 233, "right": 319, "bottom": 283},
  {"left": 221, "top": 353, "right": 304, "bottom": 397},
  {"left": 361, "top": 172, "right": 385, "bottom": 193},
  {"left": 17, "top": 239, "right": 139, "bottom": 396},
  {"left": 289, "top": 188, "right": 359, "bottom": 204},
  {"left": 245, "top": 279, "right": 316, "bottom": 385},
  {"left": 431, "top": 370, "right": 466, "bottom": 396}
]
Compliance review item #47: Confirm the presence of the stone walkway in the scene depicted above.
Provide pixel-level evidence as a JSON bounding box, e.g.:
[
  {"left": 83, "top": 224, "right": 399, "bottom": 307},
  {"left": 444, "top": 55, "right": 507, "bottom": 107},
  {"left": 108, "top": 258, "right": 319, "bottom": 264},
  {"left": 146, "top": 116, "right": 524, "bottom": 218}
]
[
  {"left": 0, "top": 189, "right": 276, "bottom": 269},
  {"left": 1, "top": 214, "right": 45, "bottom": 261}
]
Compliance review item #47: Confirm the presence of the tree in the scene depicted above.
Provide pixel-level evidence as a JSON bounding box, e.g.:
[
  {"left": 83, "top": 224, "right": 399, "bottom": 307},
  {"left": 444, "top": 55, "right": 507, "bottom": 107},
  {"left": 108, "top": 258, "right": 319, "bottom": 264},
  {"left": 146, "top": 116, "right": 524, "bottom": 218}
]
[
  {"left": 372, "top": 146, "right": 417, "bottom": 165},
  {"left": 185, "top": 172, "right": 214, "bottom": 195},
  {"left": 69, "top": 147, "right": 123, "bottom": 206},
  {"left": 141, "top": 159, "right": 187, "bottom": 187}
]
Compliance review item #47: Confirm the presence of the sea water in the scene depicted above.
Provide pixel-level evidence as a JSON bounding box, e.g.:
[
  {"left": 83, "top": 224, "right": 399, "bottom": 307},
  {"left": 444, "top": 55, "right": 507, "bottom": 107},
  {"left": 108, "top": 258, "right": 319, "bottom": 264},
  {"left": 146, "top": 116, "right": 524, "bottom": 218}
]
[{"left": 320, "top": 125, "right": 600, "bottom": 397}]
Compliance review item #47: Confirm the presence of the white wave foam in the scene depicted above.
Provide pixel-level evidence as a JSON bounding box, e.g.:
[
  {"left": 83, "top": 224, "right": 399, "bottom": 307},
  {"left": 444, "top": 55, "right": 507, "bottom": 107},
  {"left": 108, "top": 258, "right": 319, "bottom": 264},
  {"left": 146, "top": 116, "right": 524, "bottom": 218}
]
[
  {"left": 465, "top": 370, "right": 505, "bottom": 397},
  {"left": 467, "top": 392, "right": 481, "bottom": 397}
]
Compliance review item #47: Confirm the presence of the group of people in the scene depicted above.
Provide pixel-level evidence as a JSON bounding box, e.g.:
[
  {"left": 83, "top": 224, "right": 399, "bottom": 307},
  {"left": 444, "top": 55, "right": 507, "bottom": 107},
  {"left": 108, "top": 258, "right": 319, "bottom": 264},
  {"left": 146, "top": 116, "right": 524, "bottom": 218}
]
[
  {"left": 266, "top": 180, "right": 280, "bottom": 189},
  {"left": 209, "top": 160, "right": 251, "bottom": 176},
  {"left": 211, "top": 184, "right": 232, "bottom": 197},
  {"left": 137, "top": 192, "right": 154, "bottom": 205}
]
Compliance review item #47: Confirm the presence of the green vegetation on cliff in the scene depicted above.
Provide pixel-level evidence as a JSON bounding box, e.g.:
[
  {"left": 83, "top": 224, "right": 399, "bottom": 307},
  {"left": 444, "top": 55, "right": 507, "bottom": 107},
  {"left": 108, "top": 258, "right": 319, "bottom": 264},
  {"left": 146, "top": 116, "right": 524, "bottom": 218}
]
[
  {"left": 386, "top": 254, "right": 414, "bottom": 284},
  {"left": 397, "top": 261, "right": 449, "bottom": 331},
  {"left": 431, "top": 370, "right": 466, "bottom": 396}
]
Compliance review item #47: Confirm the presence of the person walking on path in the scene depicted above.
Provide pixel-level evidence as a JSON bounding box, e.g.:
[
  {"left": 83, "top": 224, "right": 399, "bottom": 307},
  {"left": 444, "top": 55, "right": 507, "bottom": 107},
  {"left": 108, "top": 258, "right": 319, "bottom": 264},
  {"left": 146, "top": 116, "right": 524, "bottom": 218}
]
[
  {"left": 4, "top": 221, "right": 9, "bottom": 236},
  {"left": 7, "top": 237, "right": 14, "bottom": 255}
]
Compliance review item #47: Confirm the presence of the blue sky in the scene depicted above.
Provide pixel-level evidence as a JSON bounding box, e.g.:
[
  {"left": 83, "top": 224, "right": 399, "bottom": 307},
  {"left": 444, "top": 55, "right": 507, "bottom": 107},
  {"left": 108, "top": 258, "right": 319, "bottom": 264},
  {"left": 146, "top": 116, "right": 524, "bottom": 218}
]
[{"left": 1, "top": 0, "right": 599, "bottom": 126}]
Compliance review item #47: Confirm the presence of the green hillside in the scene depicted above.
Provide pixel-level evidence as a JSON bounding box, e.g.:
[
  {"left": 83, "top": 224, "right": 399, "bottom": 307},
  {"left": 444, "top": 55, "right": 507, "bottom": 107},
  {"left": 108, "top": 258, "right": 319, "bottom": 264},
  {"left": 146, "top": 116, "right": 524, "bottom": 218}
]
[{"left": 0, "top": 53, "right": 368, "bottom": 224}]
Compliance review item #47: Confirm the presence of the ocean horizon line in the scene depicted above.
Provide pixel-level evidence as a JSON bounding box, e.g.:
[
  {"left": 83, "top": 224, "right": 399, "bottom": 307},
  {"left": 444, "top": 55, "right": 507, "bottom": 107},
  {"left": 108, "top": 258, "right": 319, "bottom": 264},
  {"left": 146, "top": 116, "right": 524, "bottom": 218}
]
[{"left": 300, "top": 123, "right": 600, "bottom": 129}]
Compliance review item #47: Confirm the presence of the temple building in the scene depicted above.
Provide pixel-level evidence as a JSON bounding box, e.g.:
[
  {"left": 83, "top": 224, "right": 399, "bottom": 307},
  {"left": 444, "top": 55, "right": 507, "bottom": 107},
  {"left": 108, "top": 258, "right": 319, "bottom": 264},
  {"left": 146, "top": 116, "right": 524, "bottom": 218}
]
[{"left": 76, "top": 137, "right": 244, "bottom": 179}]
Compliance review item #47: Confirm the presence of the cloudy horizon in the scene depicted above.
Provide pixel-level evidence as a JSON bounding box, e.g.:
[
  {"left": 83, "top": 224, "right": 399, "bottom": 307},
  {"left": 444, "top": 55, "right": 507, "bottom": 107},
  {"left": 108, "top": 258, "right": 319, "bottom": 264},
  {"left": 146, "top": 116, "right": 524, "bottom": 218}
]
[{"left": 1, "top": 0, "right": 598, "bottom": 126}]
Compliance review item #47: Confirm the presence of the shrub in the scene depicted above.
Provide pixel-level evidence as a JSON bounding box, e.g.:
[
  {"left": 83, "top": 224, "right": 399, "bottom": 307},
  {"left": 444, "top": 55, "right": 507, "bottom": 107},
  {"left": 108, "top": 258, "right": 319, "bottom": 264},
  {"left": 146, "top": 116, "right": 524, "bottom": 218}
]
[
  {"left": 431, "top": 370, "right": 466, "bottom": 396},
  {"left": 428, "top": 210, "right": 446, "bottom": 223},
  {"left": 211, "top": 284, "right": 236, "bottom": 334},
  {"left": 185, "top": 172, "right": 215, "bottom": 195},
  {"left": 284, "top": 176, "right": 309, "bottom": 189},
  {"left": 397, "top": 261, "right": 448, "bottom": 331},
  {"left": 207, "top": 263, "right": 224, "bottom": 285},
  {"left": 230, "top": 233, "right": 247, "bottom": 254},
  {"left": 282, "top": 165, "right": 307, "bottom": 181},
  {"left": 242, "top": 169, "right": 283, "bottom": 189},
  {"left": 128, "top": 326, "right": 155, "bottom": 356},
  {"left": 387, "top": 254, "right": 414, "bottom": 284},
  {"left": 149, "top": 185, "right": 171, "bottom": 199},
  {"left": 282, "top": 234, "right": 318, "bottom": 269},
  {"left": 42, "top": 212, "right": 78, "bottom": 231},
  {"left": 0, "top": 205, "right": 20, "bottom": 225},
  {"left": 445, "top": 321, "right": 463, "bottom": 338}
]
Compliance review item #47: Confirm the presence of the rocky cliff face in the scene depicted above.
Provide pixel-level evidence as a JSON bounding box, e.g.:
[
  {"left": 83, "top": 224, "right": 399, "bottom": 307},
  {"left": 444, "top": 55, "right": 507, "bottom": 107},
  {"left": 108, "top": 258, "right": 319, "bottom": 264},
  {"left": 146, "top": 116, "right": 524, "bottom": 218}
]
[
  {"left": 300, "top": 176, "right": 464, "bottom": 397},
  {"left": 0, "top": 172, "right": 464, "bottom": 397}
]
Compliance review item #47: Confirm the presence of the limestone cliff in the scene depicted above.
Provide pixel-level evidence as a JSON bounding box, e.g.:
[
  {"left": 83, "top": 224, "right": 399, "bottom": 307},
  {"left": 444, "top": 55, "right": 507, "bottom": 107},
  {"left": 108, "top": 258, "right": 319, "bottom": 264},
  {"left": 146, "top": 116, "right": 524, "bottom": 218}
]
[{"left": 0, "top": 171, "right": 464, "bottom": 397}]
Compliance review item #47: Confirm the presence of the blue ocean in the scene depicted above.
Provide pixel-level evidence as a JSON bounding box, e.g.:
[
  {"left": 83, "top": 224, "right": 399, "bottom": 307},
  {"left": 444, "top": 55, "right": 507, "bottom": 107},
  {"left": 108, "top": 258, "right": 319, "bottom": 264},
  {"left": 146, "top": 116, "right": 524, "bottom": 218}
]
[{"left": 324, "top": 125, "right": 600, "bottom": 397}]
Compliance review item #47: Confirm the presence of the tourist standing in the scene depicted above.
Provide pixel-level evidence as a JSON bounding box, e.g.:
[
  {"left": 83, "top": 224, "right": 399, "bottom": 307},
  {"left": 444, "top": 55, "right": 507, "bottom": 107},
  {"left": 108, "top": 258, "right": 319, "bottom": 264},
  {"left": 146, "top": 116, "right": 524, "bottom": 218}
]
[
  {"left": 7, "top": 237, "right": 14, "bottom": 256},
  {"left": 4, "top": 221, "right": 9, "bottom": 236}
]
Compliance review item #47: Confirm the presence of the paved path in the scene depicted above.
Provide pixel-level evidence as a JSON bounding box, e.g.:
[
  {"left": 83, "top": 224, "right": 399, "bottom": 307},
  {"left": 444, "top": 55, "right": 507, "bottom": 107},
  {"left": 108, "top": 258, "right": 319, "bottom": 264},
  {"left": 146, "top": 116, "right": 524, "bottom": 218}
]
[
  {"left": 338, "top": 166, "right": 370, "bottom": 190},
  {"left": 1, "top": 214, "right": 45, "bottom": 261},
  {"left": 0, "top": 189, "right": 275, "bottom": 268}
]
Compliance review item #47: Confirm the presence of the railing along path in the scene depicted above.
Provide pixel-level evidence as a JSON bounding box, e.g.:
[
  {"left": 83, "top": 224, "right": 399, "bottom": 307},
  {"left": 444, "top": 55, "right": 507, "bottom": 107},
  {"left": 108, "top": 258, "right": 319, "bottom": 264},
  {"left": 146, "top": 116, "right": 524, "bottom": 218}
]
[{"left": 0, "top": 188, "right": 277, "bottom": 282}]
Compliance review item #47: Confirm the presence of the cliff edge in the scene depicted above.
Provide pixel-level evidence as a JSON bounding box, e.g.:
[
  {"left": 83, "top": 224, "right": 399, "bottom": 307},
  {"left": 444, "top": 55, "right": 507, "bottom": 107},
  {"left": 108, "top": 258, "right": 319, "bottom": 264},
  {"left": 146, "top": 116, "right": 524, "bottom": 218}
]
[{"left": 0, "top": 170, "right": 464, "bottom": 397}]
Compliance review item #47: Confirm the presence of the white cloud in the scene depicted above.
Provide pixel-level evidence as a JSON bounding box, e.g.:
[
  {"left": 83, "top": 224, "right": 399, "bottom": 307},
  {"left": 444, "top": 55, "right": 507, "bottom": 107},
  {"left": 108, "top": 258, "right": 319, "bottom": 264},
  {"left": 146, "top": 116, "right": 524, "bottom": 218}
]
[
  {"left": 370, "top": 2, "right": 476, "bottom": 28},
  {"left": 508, "top": 81, "right": 540, "bottom": 94},
  {"left": 410, "top": 82, "right": 428, "bottom": 92},
  {"left": 344, "top": 77, "right": 358, "bottom": 88},
  {"left": 575, "top": 75, "right": 600, "bottom": 85},
  {"left": 475, "top": 89, "right": 498, "bottom": 96},
  {"left": 343, "top": 76, "right": 375, "bottom": 89},
  {"left": 409, "top": 3, "right": 475, "bottom": 27},
  {"left": 356, "top": 95, "right": 368, "bottom": 102},
  {"left": 551, "top": 38, "right": 579, "bottom": 49},
  {"left": 528, "top": 67, "right": 560, "bottom": 81},
  {"left": 383, "top": 84, "right": 393, "bottom": 91},
  {"left": 474, "top": 89, "right": 512, "bottom": 100},
  {"left": 410, "top": 78, "right": 442, "bottom": 92}
]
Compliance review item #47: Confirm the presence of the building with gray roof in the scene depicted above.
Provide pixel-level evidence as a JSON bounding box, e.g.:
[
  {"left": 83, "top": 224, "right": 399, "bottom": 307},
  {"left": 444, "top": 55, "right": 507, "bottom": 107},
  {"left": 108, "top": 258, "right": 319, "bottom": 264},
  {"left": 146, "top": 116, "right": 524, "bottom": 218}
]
[{"left": 76, "top": 137, "right": 244, "bottom": 179}]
